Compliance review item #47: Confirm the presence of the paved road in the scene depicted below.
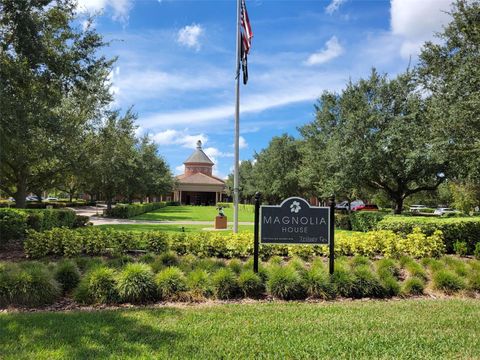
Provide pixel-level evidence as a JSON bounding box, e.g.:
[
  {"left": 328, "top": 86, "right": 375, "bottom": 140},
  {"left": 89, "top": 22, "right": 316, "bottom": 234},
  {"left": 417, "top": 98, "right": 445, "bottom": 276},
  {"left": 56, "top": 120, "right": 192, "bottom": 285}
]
[{"left": 71, "top": 206, "right": 254, "bottom": 226}]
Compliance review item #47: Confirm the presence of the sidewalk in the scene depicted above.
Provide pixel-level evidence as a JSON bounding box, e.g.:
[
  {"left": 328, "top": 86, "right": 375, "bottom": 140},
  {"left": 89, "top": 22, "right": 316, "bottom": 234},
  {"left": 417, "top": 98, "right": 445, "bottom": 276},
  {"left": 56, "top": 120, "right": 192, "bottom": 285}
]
[{"left": 88, "top": 217, "right": 254, "bottom": 226}]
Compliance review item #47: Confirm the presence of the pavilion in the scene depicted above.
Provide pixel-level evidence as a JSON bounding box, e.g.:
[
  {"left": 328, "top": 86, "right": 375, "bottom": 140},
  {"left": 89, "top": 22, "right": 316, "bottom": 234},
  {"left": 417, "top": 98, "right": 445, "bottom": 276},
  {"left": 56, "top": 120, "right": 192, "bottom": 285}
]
[{"left": 172, "top": 140, "right": 226, "bottom": 205}]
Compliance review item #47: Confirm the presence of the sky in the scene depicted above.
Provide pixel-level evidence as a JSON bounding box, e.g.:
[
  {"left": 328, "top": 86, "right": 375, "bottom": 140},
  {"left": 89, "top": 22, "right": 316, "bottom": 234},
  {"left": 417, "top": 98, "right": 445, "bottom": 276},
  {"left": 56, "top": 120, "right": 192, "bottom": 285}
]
[{"left": 75, "top": 0, "right": 454, "bottom": 178}]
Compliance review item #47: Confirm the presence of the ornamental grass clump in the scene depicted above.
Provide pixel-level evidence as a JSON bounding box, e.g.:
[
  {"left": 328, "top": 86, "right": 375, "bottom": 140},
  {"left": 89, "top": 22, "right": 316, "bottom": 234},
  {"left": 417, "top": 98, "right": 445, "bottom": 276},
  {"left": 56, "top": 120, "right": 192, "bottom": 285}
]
[
  {"left": 302, "top": 266, "right": 335, "bottom": 300},
  {"left": 238, "top": 270, "right": 264, "bottom": 298},
  {"left": 187, "top": 268, "right": 212, "bottom": 298},
  {"left": 467, "top": 271, "right": 480, "bottom": 292},
  {"left": 212, "top": 268, "right": 240, "bottom": 300},
  {"left": 54, "top": 260, "right": 81, "bottom": 293},
  {"left": 159, "top": 251, "right": 180, "bottom": 267},
  {"left": 433, "top": 270, "right": 465, "bottom": 294},
  {"left": 376, "top": 258, "right": 401, "bottom": 279},
  {"left": 402, "top": 277, "right": 425, "bottom": 296},
  {"left": 350, "top": 256, "right": 371, "bottom": 268},
  {"left": 0, "top": 262, "right": 60, "bottom": 308},
  {"left": 402, "top": 258, "right": 428, "bottom": 282},
  {"left": 228, "top": 259, "right": 243, "bottom": 275},
  {"left": 330, "top": 265, "right": 356, "bottom": 298},
  {"left": 75, "top": 266, "right": 119, "bottom": 304},
  {"left": 442, "top": 256, "right": 468, "bottom": 277},
  {"left": 351, "top": 265, "right": 385, "bottom": 299},
  {"left": 267, "top": 265, "right": 306, "bottom": 300},
  {"left": 117, "top": 263, "right": 157, "bottom": 303},
  {"left": 453, "top": 241, "right": 468, "bottom": 257},
  {"left": 194, "top": 258, "right": 226, "bottom": 272},
  {"left": 155, "top": 267, "right": 188, "bottom": 300}
]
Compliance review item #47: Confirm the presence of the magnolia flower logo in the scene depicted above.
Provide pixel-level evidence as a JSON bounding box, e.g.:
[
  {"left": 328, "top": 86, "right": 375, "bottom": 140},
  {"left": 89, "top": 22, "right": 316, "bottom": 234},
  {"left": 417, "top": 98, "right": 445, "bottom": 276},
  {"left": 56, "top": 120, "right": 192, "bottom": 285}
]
[{"left": 290, "top": 201, "right": 301, "bottom": 213}]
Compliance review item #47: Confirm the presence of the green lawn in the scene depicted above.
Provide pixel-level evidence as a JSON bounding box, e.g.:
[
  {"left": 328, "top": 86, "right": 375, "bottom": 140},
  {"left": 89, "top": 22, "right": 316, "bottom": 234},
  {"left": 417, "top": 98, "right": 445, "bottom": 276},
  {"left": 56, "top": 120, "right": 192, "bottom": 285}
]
[
  {"left": 133, "top": 205, "right": 254, "bottom": 222},
  {"left": 96, "top": 224, "right": 254, "bottom": 233},
  {"left": 1, "top": 299, "right": 479, "bottom": 359}
]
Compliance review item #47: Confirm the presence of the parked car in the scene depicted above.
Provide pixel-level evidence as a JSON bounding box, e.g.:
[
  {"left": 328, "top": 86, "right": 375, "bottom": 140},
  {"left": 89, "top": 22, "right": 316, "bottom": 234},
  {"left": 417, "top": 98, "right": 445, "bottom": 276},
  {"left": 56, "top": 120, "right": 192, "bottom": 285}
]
[
  {"left": 336, "top": 200, "right": 364, "bottom": 211},
  {"left": 409, "top": 204, "right": 427, "bottom": 213},
  {"left": 352, "top": 204, "right": 379, "bottom": 211},
  {"left": 26, "top": 195, "right": 42, "bottom": 201},
  {"left": 45, "top": 197, "right": 59, "bottom": 201},
  {"left": 434, "top": 207, "right": 459, "bottom": 216}
]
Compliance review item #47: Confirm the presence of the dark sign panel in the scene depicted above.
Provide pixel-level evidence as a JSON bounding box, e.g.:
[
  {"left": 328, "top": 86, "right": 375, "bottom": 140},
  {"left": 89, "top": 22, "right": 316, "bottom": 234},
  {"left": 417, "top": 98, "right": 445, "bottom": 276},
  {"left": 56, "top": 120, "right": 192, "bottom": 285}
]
[{"left": 260, "top": 197, "right": 330, "bottom": 245}]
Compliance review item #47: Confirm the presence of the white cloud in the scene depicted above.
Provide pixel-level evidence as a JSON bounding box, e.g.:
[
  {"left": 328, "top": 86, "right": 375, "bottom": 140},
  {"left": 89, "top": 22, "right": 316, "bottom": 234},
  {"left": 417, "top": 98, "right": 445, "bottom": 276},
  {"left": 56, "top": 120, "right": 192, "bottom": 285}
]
[
  {"left": 140, "top": 68, "right": 345, "bottom": 128},
  {"left": 239, "top": 136, "right": 248, "bottom": 149},
  {"left": 111, "top": 68, "right": 229, "bottom": 103},
  {"left": 177, "top": 24, "right": 204, "bottom": 50},
  {"left": 390, "top": 0, "right": 453, "bottom": 58},
  {"left": 174, "top": 165, "right": 184, "bottom": 175},
  {"left": 152, "top": 129, "right": 208, "bottom": 149},
  {"left": 325, "top": 0, "right": 346, "bottom": 14},
  {"left": 305, "top": 36, "right": 344, "bottom": 65},
  {"left": 76, "top": 0, "right": 133, "bottom": 22}
]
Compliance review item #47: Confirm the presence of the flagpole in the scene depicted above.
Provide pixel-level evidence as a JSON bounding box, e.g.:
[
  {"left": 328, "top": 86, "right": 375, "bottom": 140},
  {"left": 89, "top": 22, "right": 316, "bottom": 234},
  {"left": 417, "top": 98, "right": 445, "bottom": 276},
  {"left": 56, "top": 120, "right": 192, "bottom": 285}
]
[{"left": 233, "top": 0, "right": 241, "bottom": 233}]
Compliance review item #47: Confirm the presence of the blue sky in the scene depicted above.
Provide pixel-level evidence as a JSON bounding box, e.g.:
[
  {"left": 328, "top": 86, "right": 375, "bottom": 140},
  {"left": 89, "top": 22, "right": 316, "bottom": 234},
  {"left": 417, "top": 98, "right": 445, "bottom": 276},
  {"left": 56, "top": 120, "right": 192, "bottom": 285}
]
[{"left": 76, "top": 0, "right": 454, "bottom": 178}]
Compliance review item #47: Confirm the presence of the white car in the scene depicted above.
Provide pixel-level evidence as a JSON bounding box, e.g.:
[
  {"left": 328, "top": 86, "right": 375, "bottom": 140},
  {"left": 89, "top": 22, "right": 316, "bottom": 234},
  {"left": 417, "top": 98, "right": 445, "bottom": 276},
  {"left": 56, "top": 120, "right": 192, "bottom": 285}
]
[
  {"left": 45, "top": 197, "right": 59, "bottom": 201},
  {"left": 434, "top": 207, "right": 459, "bottom": 216},
  {"left": 335, "top": 200, "right": 364, "bottom": 211},
  {"left": 409, "top": 205, "right": 427, "bottom": 213}
]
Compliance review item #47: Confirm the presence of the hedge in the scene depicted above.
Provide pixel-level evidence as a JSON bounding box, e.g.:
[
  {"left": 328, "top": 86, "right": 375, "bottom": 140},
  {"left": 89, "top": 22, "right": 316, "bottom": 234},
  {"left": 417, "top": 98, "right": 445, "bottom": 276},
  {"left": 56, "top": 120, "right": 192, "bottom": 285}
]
[
  {"left": 24, "top": 227, "right": 445, "bottom": 259},
  {"left": 0, "top": 208, "right": 82, "bottom": 245},
  {"left": 105, "top": 202, "right": 167, "bottom": 219},
  {"left": 376, "top": 216, "right": 480, "bottom": 253}
]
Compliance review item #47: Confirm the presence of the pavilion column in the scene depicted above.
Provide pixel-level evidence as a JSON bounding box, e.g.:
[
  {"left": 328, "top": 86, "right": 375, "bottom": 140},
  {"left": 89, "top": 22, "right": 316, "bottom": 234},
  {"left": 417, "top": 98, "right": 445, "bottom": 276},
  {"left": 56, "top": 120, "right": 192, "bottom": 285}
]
[{"left": 179, "top": 190, "right": 182, "bottom": 204}]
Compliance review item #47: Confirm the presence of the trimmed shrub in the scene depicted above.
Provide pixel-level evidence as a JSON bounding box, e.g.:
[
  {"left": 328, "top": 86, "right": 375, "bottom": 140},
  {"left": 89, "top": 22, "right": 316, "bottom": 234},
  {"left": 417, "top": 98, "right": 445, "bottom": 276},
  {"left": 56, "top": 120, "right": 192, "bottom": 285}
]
[
  {"left": 433, "top": 270, "right": 465, "bottom": 294},
  {"left": 453, "top": 241, "right": 468, "bottom": 257},
  {"left": 267, "top": 266, "right": 306, "bottom": 300},
  {"left": 475, "top": 243, "right": 480, "bottom": 260},
  {"left": 211, "top": 268, "right": 240, "bottom": 300},
  {"left": 0, "top": 209, "right": 28, "bottom": 244},
  {"left": 106, "top": 202, "right": 167, "bottom": 219},
  {"left": 302, "top": 266, "right": 335, "bottom": 299},
  {"left": 335, "top": 213, "right": 352, "bottom": 230},
  {"left": 186, "top": 269, "right": 211, "bottom": 298},
  {"left": 350, "top": 211, "right": 385, "bottom": 232},
  {"left": 54, "top": 260, "right": 81, "bottom": 293},
  {"left": 377, "top": 216, "right": 480, "bottom": 253},
  {"left": 145, "top": 232, "right": 169, "bottom": 254},
  {"left": 76, "top": 266, "right": 119, "bottom": 304},
  {"left": 155, "top": 267, "right": 188, "bottom": 300},
  {"left": 238, "top": 270, "right": 264, "bottom": 298},
  {"left": 402, "top": 277, "right": 425, "bottom": 295},
  {"left": 117, "top": 263, "right": 157, "bottom": 303}
]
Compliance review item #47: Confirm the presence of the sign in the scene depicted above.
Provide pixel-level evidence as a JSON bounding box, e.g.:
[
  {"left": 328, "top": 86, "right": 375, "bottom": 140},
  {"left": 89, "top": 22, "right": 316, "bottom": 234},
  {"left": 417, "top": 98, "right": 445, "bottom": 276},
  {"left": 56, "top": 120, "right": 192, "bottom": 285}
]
[{"left": 260, "top": 197, "right": 330, "bottom": 245}]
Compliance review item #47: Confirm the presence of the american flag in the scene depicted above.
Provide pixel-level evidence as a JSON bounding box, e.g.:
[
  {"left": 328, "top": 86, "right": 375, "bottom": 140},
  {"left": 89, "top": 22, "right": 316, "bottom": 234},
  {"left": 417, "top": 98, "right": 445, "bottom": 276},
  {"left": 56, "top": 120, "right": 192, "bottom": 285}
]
[{"left": 240, "top": 0, "right": 252, "bottom": 84}]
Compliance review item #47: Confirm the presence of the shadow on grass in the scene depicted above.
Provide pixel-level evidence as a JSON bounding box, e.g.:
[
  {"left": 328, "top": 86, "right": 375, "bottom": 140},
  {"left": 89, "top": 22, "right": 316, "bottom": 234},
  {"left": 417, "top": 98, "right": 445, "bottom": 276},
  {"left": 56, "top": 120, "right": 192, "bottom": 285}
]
[
  {"left": 133, "top": 207, "right": 195, "bottom": 221},
  {"left": 0, "top": 308, "right": 182, "bottom": 359}
]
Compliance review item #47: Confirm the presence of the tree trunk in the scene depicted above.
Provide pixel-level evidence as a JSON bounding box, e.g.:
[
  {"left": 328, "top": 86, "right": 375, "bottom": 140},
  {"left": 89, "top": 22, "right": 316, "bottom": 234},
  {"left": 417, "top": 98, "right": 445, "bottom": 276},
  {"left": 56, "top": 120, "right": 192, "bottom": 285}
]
[
  {"left": 14, "top": 179, "right": 27, "bottom": 209},
  {"left": 107, "top": 197, "right": 112, "bottom": 211},
  {"left": 69, "top": 191, "right": 73, "bottom": 202},
  {"left": 394, "top": 197, "right": 404, "bottom": 214}
]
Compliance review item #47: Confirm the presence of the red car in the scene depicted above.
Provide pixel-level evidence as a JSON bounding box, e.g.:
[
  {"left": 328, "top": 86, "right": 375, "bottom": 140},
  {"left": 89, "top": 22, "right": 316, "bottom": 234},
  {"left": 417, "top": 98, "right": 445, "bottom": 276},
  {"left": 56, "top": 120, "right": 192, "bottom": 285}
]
[{"left": 351, "top": 204, "right": 379, "bottom": 211}]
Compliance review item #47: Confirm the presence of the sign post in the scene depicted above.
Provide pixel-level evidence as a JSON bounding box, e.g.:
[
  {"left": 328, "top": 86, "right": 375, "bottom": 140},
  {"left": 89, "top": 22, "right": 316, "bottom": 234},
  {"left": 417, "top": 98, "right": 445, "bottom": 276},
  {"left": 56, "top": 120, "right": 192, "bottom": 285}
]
[
  {"left": 253, "top": 192, "right": 260, "bottom": 273},
  {"left": 328, "top": 195, "right": 335, "bottom": 275},
  {"left": 253, "top": 196, "right": 335, "bottom": 274}
]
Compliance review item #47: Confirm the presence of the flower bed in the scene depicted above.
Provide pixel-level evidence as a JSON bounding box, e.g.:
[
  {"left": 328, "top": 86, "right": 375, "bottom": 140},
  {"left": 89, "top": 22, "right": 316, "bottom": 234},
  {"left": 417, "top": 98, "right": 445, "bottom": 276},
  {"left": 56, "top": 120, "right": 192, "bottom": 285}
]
[{"left": 1, "top": 255, "right": 479, "bottom": 308}]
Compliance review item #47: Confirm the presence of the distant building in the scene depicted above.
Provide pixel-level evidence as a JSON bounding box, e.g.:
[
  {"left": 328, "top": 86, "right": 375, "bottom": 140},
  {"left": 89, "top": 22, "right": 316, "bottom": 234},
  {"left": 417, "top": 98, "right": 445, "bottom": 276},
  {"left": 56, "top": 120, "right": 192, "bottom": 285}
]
[{"left": 172, "top": 140, "right": 226, "bottom": 205}]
